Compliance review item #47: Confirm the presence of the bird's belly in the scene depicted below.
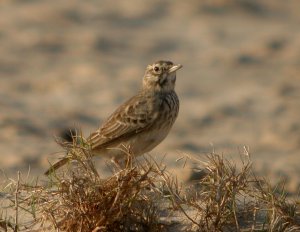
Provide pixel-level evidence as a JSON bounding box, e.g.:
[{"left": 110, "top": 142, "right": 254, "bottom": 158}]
[
  {"left": 129, "top": 129, "right": 170, "bottom": 155},
  {"left": 94, "top": 129, "right": 169, "bottom": 159}
]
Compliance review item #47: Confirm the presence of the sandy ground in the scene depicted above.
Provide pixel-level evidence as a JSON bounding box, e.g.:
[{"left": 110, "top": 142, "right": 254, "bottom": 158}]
[{"left": 0, "top": 0, "right": 300, "bottom": 191}]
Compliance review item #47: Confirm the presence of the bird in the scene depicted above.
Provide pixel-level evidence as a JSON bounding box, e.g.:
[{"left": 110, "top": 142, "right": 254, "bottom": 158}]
[{"left": 45, "top": 60, "right": 182, "bottom": 175}]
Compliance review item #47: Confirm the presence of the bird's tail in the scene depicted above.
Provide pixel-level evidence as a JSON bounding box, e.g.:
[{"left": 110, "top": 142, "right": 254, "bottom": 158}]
[
  {"left": 44, "top": 157, "right": 70, "bottom": 176},
  {"left": 44, "top": 138, "right": 91, "bottom": 175}
]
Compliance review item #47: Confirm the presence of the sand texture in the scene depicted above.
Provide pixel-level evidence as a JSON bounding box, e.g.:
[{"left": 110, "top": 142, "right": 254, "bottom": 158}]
[{"left": 0, "top": 0, "right": 300, "bottom": 191}]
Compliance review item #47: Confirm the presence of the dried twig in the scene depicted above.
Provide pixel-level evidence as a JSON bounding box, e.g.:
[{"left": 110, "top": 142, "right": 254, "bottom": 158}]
[{"left": 14, "top": 171, "right": 20, "bottom": 232}]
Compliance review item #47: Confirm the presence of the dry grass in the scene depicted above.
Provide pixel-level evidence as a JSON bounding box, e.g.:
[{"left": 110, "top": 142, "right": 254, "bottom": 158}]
[
  {"left": 1, "top": 141, "right": 168, "bottom": 231},
  {"left": 182, "top": 149, "right": 300, "bottom": 231},
  {"left": 1, "top": 138, "right": 300, "bottom": 231}
]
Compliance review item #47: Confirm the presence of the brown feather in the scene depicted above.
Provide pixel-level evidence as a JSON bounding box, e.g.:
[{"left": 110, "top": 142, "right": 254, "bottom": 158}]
[
  {"left": 44, "top": 157, "right": 69, "bottom": 175},
  {"left": 87, "top": 91, "right": 160, "bottom": 150}
]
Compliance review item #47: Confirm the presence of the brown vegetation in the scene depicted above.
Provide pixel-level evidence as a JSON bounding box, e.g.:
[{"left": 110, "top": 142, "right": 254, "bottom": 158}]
[{"left": 1, "top": 137, "right": 300, "bottom": 231}]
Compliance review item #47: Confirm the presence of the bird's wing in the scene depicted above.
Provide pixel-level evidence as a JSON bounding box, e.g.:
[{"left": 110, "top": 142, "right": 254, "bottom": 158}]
[{"left": 87, "top": 92, "right": 159, "bottom": 150}]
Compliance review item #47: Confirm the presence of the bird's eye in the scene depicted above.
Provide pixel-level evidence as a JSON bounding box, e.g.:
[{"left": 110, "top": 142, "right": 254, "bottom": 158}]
[{"left": 153, "top": 66, "right": 160, "bottom": 72}]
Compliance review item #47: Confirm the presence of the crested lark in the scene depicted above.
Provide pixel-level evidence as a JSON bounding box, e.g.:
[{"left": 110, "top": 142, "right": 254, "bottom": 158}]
[{"left": 45, "top": 60, "right": 182, "bottom": 175}]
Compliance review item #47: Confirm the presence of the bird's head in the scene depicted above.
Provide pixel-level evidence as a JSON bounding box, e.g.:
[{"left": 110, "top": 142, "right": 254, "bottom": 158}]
[{"left": 143, "top": 60, "right": 182, "bottom": 92}]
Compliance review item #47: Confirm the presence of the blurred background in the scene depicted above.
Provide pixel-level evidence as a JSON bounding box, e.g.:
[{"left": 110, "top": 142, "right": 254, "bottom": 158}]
[{"left": 0, "top": 0, "right": 299, "bottom": 191}]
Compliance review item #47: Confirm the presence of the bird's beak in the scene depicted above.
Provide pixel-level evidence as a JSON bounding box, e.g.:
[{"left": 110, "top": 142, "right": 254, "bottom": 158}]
[{"left": 168, "top": 64, "right": 183, "bottom": 73}]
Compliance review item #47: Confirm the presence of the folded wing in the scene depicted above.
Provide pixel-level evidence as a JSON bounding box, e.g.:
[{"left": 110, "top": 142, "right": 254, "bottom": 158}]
[{"left": 87, "top": 92, "right": 159, "bottom": 150}]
